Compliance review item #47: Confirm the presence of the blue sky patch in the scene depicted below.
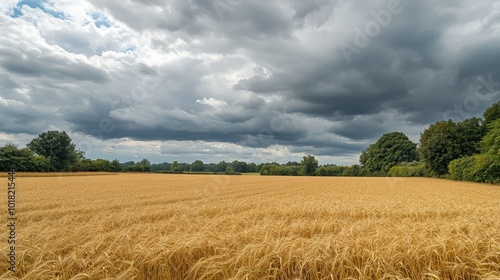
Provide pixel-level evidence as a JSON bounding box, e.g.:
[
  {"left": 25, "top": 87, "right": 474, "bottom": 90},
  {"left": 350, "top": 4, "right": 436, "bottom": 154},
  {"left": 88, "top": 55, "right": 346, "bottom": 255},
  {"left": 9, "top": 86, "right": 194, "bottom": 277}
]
[
  {"left": 91, "top": 13, "right": 112, "bottom": 28},
  {"left": 123, "top": 46, "right": 137, "bottom": 53},
  {"left": 12, "top": 0, "right": 65, "bottom": 19}
]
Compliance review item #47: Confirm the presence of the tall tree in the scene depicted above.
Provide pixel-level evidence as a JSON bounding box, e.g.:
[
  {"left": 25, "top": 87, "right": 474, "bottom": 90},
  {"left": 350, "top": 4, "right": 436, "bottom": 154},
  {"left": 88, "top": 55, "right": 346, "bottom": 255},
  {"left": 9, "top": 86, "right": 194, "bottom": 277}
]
[
  {"left": 300, "top": 155, "right": 318, "bottom": 176},
  {"left": 231, "top": 160, "right": 248, "bottom": 173},
  {"left": 170, "top": 161, "right": 183, "bottom": 173},
  {"left": 483, "top": 101, "right": 500, "bottom": 128},
  {"left": 110, "top": 159, "right": 121, "bottom": 172},
  {"left": 457, "top": 117, "right": 487, "bottom": 155},
  {"left": 190, "top": 160, "right": 205, "bottom": 172},
  {"left": 215, "top": 161, "right": 228, "bottom": 172},
  {"left": 139, "top": 159, "right": 151, "bottom": 172},
  {"left": 360, "top": 132, "right": 418, "bottom": 175},
  {"left": 419, "top": 120, "right": 460, "bottom": 176},
  {"left": 481, "top": 119, "right": 500, "bottom": 155},
  {"left": 27, "top": 131, "right": 82, "bottom": 171},
  {"left": 419, "top": 119, "right": 485, "bottom": 176}
]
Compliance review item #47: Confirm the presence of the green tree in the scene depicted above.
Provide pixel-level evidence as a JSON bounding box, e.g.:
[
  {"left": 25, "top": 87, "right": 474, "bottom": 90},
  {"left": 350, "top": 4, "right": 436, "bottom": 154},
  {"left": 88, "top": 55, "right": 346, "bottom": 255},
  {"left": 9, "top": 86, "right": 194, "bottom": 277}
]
[
  {"left": 225, "top": 166, "right": 239, "bottom": 175},
  {"left": 259, "top": 163, "right": 280, "bottom": 175},
  {"left": 139, "top": 159, "right": 151, "bottom": 172},
  {"left": 360, "top": 132, "right": 418, "bottom": 175},
  {"left": 73, "top": 158, "right": 92, "bottom": 171},
  {"left": 483, "top": 101, "right": 500, "bottom": 128},
  {"left": 448, "top": 119, "right": 500, "bottom": 184},
  {"left": 419, "top": 119, "right": 485, "bottom": 176},
  {"left": 457, "top": 117, "right": 487, "bottom": 155},
  {"left": 449, "top": 154, "right": 500, "bottom": 184},
  {"left": 300, "top": 155, "right": 318, "bottom": 176},
  {"left": 231, "top": 160, "right": 248, "bottom": 173},
  {"left": 190, "top": 160, "right": 205, "bottom": 172},
  {"left": 120, "top": 161, "right": 136, "bottom": 171},
  {"left": 27, "top": 131, "right": 82, "bottom": 171},
  {"left": 151, "top": 162, "right": 171, "bottom": 172},
  {"left": 0, "top": 143, "right": 51, "bottom": 172},
  {"left": 204, "top": 163, "right": 216, "bottom": 172},
  {"left": 215, "top": 161, "right": 228, "bottom": 172},
  {"left": 282, "top": 166, "right": 300, "bottom": 176},
  {"left": 481, "top": 119, "right": 500, "bottom": 155},
  {"left": 93, "top": 159, "right": 112, "bottom": 172},
  {"left": 419, "top": 120, "right": 459, "bottom": 176},
  {"left": 110, "top": 159, "right": 121, "bottom": 172},
  {"left": 32, "top": 154, "right": 52, "bottom": 172},
  {"left": 247, "top": 162, "right": 257, "bottom": 172},
  {"left": 170, "top": 161, "right": 183, "bottom": 173}
]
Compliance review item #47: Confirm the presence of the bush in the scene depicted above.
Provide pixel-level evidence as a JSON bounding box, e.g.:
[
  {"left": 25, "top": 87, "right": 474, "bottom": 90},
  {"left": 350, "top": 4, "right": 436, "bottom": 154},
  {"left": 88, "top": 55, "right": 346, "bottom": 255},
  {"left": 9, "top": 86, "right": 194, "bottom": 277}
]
[
  {"left": 0, "top": 144, "right": 52, "bottom": 172},
  {"left": 259, "top": 164, "right": 275, "bottom": 175},
  {"left": 449, "top": 155, "right": 500, "bottom": 184},
  {"left": 260, "top": 164, "right": 300, "bottom": 176},
  {"left": 224, "top": 166, "right": 241, "bottom": 175},
  {"left": 388, "top": 164, "right": 430, "bottom": 177}
]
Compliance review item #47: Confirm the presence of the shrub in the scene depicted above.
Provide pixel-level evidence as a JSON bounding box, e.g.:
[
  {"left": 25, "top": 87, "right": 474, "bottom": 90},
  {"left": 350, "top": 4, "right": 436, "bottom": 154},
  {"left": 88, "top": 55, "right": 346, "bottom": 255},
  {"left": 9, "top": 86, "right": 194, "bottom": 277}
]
[
  {"left": 388, "top": 164, "right": 430, "bottom": 177},
  {"left": 449, "top": 155, "right": 500, "bottom": 184}
]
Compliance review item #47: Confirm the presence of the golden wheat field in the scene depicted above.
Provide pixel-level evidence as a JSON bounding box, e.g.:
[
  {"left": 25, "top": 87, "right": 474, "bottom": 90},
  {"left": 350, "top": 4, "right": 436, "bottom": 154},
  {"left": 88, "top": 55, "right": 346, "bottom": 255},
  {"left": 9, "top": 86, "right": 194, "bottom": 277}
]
[{"left": 1, "top": 174, "right": 500, "bottom": 279}]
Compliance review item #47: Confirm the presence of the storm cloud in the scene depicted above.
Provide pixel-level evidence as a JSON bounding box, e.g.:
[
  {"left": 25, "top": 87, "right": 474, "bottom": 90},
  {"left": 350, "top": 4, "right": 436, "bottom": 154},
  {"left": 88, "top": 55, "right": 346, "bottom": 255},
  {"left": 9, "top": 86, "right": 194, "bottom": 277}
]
[{"left": 1, "top": 0, "right": 499, "bottom": 164}]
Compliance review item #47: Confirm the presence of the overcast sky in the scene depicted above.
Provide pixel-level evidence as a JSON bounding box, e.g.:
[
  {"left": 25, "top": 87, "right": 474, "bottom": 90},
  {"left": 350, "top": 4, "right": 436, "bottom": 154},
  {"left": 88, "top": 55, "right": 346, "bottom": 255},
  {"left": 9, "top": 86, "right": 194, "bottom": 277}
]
[{"left": 1, "top": 0, "right": 500, "bottom": 165}]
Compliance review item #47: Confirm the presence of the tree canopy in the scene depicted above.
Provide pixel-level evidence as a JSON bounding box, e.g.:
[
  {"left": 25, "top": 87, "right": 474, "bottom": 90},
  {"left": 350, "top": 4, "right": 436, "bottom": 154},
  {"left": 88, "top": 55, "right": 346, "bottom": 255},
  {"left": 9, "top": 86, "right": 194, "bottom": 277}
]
[
  {"left": 0, "top": 144, "right": 51, "bottom": 172},
  {"left": 190, "top": 160, "right": 205, "bottom": 172},
  {"left": 301, "top": 155, "right": 318, "bottom": 176},
  {"left": 483, "top": 101, "right": 500, "bottom": 128},
  {"left": 481, "top": 119, "right": 500, "bottom": 155},
  {"left": 418, "top": 118, "right": 485, "bottom": 176},
  {"left": 27, "top": 131, "right": 82, "bottom": 171},
  {"left": 448, "top": 118, "right": 500, "bottom": 184},
  {"left": 359, "top": 132, "right": 418, "bottom": 175}
]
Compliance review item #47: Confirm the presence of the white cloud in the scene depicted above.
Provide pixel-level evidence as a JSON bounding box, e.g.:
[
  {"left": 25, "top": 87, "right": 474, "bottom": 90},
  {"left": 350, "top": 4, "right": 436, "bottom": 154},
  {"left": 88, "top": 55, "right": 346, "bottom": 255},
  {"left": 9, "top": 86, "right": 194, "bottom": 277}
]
[{"left": 196, "top": 97, "right": 228, "bottom": 108}]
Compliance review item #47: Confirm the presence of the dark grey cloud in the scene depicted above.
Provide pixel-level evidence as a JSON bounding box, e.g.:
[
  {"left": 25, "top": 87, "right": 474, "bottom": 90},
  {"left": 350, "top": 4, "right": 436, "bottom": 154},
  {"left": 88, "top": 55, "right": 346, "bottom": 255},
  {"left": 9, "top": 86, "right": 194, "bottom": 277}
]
[
  {"left": 332, "top": 121, "right": 386, "bottom": 141},
  {"left": 457, "top": 40, "right": 500, "bottom": 80},
  {"left": 0, "top": 28, "right": 108, "bottom": 83},
  {"left": 0, "top": 99, "right": 51, "bottom": 134},
  {"left": 1, "top": 0, "right": 500, "bottom": 164}
]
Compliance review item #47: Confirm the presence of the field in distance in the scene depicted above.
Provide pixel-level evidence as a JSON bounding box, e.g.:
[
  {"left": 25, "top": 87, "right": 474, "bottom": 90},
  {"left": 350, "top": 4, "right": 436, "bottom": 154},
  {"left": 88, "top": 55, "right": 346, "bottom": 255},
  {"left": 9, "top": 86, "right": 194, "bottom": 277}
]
[{"left": 2, "top": 174, "right": 500, "bottom": 279}]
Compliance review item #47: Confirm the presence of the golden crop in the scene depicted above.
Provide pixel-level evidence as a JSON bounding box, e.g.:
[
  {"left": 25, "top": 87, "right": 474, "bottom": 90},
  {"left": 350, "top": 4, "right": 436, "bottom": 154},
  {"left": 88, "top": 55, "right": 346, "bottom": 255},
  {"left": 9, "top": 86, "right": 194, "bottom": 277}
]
[{"left": 1, "top": 174, "right": 500, "bottom": 279}]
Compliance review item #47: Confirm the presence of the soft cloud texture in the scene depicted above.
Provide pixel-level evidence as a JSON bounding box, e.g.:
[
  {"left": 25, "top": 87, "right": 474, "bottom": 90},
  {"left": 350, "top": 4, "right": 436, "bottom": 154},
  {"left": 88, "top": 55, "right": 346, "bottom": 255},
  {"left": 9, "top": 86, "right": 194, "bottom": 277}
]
[{"left": 1, "top": 0, "right": 499, "bottom": 164}]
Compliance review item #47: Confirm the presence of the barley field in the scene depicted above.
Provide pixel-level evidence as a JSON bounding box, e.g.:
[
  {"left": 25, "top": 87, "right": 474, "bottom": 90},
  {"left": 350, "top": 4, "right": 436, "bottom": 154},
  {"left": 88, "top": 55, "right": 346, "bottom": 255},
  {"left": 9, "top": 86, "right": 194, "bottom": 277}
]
[{"left": 2, "top": 174, "right": 500, "bottom": 279}]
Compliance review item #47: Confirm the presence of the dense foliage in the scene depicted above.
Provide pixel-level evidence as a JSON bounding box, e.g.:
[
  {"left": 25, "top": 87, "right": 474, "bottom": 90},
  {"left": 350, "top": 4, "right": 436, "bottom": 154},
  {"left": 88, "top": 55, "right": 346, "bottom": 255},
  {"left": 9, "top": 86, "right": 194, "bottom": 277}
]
[
  {"left": 483, "top": 101, "right": 500, "bottom": 128},
  {"left": 449, "top": 155, "right": 500, "bottom": 184},
  {"left": 388, "top": 163, "right": 430, "bottom": 177},
  {"left": 27, "top": 131, "right": 82, "bottom": 171},
  {"left": 448, "top": 119, "right": 500, "bottom": 184},
  {"left": 360, "top": 132, "right": 418, "bottom": 175},
  {"left": 481, "top": 119, "right": 500, "bottom": 155},
  {"left": 418, "top": 118, "right": 486, "bottom": 176},
  {"left": 0, "top": 144, "right": 51, "bottom": 172}
]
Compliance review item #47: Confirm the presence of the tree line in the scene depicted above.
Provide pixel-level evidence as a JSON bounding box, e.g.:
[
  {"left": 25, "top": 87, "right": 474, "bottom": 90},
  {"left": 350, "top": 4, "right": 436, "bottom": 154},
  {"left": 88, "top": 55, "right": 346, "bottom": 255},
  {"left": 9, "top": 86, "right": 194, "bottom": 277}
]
[
  {"left": 256, "top": 101, "right": 500, "bottom": 184},
  {"left": 0, "top": 101, "right": 498, "bottom": 183},
  {"left": 360, "top": 101, "right": 500, "bottom": 184},
  {"left": 0, "top": 132, "right": 262, "bottom": 174}
]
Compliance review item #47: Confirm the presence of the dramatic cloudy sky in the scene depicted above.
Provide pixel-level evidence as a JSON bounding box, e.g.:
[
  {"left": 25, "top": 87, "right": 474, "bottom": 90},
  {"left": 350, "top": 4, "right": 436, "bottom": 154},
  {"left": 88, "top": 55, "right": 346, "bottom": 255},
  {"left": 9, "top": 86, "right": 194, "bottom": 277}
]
[{"left": 1, "top": 0, "right": 500, "bottom": 165}]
